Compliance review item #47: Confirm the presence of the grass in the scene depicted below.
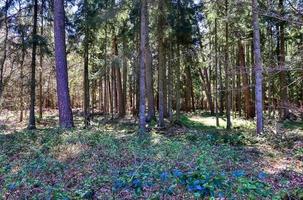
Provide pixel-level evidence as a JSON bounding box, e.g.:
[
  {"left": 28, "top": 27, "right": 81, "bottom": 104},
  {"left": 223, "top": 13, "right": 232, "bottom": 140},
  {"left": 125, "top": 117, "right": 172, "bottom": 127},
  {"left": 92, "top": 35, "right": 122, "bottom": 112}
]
[{"left": 0, "top": 113, "right": 302, "bottom": 199}]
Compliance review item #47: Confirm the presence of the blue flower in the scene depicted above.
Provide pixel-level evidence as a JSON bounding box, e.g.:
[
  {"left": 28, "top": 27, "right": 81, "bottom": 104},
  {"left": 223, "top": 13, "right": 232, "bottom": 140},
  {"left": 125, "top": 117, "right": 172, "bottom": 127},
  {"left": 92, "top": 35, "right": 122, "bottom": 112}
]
[
  {"left": 132, "top": 179, "right": 142, "bottom": 188},
  {"left": 258, "top": 171, "right": 267, "bottom": 180},
  {"left": 218, "top": 192, "right": 225, "bottom": 198},
  {"left": 195, "top": 185, "right": 204, "bottom": 191},
  {"left": 160, "top": 172, "right": 169, "bottom": 182},
  {"left": 7, "top": 183, "right": 16, "bottom": 191},
  {"left": 232, "top": 169, "right": 245, "bottom": 178},
  {"left": 172, "top": 169, "right": 183, "bottom": 177},
  {"left": 167, "top": 185, "right": 175, "bottom": 195},
  {"left": 113, "top": 179, "right": 125, "bottom": 190},
  {"left": 187, "top": 185, "right": 195, "bottom": 192},
  {"left": 193, "top": 179, "right": 201, "bottom": 185}
]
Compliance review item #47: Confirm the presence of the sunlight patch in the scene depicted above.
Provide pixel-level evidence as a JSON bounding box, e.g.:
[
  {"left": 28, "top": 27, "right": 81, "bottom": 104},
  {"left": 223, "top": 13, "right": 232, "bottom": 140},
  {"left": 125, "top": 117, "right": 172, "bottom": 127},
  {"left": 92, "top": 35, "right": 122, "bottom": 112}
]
[{"left": 54, "top": 143, "right": 89, "bottom": 162}]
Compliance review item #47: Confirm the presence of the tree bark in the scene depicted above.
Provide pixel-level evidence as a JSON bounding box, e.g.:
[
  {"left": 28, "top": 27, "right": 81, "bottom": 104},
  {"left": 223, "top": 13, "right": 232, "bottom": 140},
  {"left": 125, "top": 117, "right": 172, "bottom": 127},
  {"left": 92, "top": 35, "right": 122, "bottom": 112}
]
[
  {"left": 199, "top": 68, "right": 214, "bottom": 115},
  {"left": 239, "top": 40, "right": 254, "bottom": 119},
  {"left": 19, "top": 40, "right": 26, "bottom": 122},
  {"left": 39, "top": 0, "right": 44, "bottom": 120},
  {"left": 167, "top": 43, "right": 173, "bottom": 122},
  {"left": 139, "top": 0, "right": 147, "bottom": 133},
  {"left": 252, "top": 0, "right": 263, "bottom": 134},
  {"left": 225, "top": 0, "right": 232, "bottom": 129},
  {"left": 54, "top": 0, "right": 74, "bottom": 128},
  {"left": 28, "top": 0, "right": 39, "bottom": 130},
  {"left": 112, "top": 36, "right": 124, "bottom": 118},
  {"left": 83, "top": 0, "right": 90, "bottom": 126},
  {"left": 215, "top": 18, "right": 220, "bottom": 126},
  {"left": 278, "top": 0, "right": 289, "bottom": 120},
  {"left": 175, "top": 45, "right": 181, "bottom": 122},
  {"left": 122, "top": 39, "right": 128, "bottom": 116},
  {"left": 0, "top": 0, "right": 9, "bottom": 103},
  {"left": 145, "top": 7, "right": 155, "bottom": 122}
]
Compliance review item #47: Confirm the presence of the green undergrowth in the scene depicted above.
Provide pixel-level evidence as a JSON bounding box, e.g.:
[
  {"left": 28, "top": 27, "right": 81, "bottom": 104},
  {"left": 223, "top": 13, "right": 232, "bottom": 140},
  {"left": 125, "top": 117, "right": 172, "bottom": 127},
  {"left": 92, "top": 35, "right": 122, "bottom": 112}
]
[{"left": 0, "top": 115, "right": 302, "bottom": 199}]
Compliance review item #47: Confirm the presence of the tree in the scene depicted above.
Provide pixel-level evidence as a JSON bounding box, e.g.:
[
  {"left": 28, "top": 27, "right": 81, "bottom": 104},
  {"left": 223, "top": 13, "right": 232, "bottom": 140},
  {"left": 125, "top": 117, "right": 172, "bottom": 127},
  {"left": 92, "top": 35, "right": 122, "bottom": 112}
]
[
  {"left": 252, "top": 0, "right": 263, "bottom": 134},
  {"left": 28, "top": 0, "right": 39, "bottom": 130},
  {"left": 54, "top": 0, "right": 74, "bottom": 128},
  {"left": 145, "top": 2, "right": 155, "bottom": 122},
  {"left": 139, "top": 0, "right": 147, "bottom": 133},
  {"left": 39, "top": 0, "right": 44, "bottom": 119},
  {"left": 239, "top": 40, "right": 254, "bottom": 119},
  {"left": 157, "top": 0, "right": 165, "bottom": 127},
  {"left": 83, "top": 0, "right": 90, "bottom": 127},
  {"left": 225, "top": 0, "right": 232, "bottom": 130},
  {"left": 0, "top": 0, "right": 9, "bottom": 103},
  {"left": 278, "top": 0, "right": 289, "bottom": 120}
]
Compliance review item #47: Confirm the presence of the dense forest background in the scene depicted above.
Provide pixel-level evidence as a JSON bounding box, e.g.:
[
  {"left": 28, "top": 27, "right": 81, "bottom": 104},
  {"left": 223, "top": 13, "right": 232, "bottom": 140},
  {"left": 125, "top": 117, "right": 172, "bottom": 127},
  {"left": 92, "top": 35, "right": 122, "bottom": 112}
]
[
  {"left": 0, "top": 0, "right": 303, "bottom": 199},
  {"left": 0, "top": 0, "right": 302, "bottom": 131}
]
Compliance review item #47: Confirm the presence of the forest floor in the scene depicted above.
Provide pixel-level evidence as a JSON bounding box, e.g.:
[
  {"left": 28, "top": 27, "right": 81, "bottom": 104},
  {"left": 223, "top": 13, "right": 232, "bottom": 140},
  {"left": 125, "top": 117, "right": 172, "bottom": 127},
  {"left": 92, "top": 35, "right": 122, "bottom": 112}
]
[{"left": 0, "top": 110, "right": 303, "bottom": 199}]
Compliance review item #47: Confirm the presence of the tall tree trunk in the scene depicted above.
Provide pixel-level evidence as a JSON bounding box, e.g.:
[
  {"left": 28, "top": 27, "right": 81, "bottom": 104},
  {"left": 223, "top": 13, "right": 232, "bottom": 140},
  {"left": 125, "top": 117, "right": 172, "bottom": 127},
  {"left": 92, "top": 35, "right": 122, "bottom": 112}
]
[
  {"left": 215, "top": 18, "right": 220, "bottom": 126},
  {"left": 19, "top": 43, "right": 26, "bottom": 122},
  {"left": 54, "top": 0, "right": 74, "bottom": 128},
  {"left": 83, "top": 0, "right": 90, "bottom": 127},
  {"left": 83, "top": 41, "right": 90, "bottom": 126},
  {"left": 199, "top": 68, "right": 214, "bottom": 115},
  {"left": 239, "top": 40, "right": 254, "bottom": 119},
  {"left": 112, "top": 36, "right": 124, "bottom": 118},
  {"left": 104, "top": 25, "right": 108, "bottom": 114},
  {"left": 167, "top": 43, "right": 173, "bottom": 122},
  {"left": 122, "top": 39, "right": 127, "bottom": 116},
  {"left": 139, "top": 0, "right": 147, "bottom": 133},
  {"left": 0, "top": 0, "right": 9, "bottom": 103},
  {"left": 157, "top": 0, "right": 165, "bottom": 127},
  {"left": 225, "top": 0, "right": 232, "bottom": 129},
  {"left": 163, "top": 50, "right": 168, "bottom": 117},
  {"left": 278, "top": 0, "right": 289, "bottom": 120},
  {"left": 252, "top": 0, "right": 263, "bottom": 134},
  {"left": 145, "top": 8, "right": 155, "bottom": 122},
  {"left": 28, "top": 0, "right": 39, "bottom": 130},
  {"left": 39, "top": 0, "right": 44, "bottom": 119},
  {"left": 219, "top": 46, "right": 224, "bottom": 114},
  {"left": 236, "top": 44, "right": 242, "bottom": 117},
  {"left": 175, "top": 45, "right": 181, "bottom": 122}
]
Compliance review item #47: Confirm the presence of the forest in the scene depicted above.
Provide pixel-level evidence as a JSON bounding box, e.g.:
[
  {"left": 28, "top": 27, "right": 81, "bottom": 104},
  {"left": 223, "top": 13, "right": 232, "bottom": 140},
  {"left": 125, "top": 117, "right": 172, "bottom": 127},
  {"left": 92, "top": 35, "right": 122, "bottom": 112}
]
[{"left": 0, "top": 0, "right": 303, "bottom": 199}]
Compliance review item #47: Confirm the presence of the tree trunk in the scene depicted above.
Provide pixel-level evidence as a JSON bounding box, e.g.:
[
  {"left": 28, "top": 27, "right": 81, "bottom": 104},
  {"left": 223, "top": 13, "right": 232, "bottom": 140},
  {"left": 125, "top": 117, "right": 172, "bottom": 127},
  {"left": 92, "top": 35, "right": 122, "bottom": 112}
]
[
  {"left": 112, "top": 36, "right": 124, "bottom": 118},
  {"left": 0, "top": 0, "right": 9, "bottom": 103},
  {"left": 54, "top": 0, "right": 74, "bottom": 128},
  {"left": 157, "top": 0, "right": 165, "bottom": 127},
  {"left": 139, "top": 0, "right": 147, "bottom": 133},
  {"left": 104, "top": 26, "right": 108, "bottom": 114},
  {"left": 236, "top": 43, "right": 242, "bottom": 117},
  {"left": 199, "top": 68, "right": 214, "bottom": 115},
  {"left": 215, "top": 18, "right": 220, "bottom": 126},
  {"left": 19, "top": 42, "right": 26, "bottom": 122},
  {"left": 83, "top": 35, "right": 90, "bottom": 125},
  {"left": 239, "top": 40, "right": 254, "bottom": 119},
  {"left": 83, "top": 0, "right": 90, "bottom": 126},
  {"left": 145, "top": 9, "right": 155, "bottom": 122},
  {"left": 167, "top": 43, "right": 173, "bottom": 122},
  {"left": 39, "top": 0, "right": 44, "bottom": 119},
  {"left": 219, "top": 46, "right": 224, "bottom": 115},
  {"left": 122, "top": 39, "right": 127, "bottom": 116},
  {"left": 225, "top": 0, "right": 232, "bottom": 129},
  {"left": 175, "top": 45, "right": 181, "bottom": 122},
  {"left": 278, "top": 0, "right": 289, "bottom": 120},
  {"left": 252, "top": 0, "right": 263, "bottom": 134},
  {"left": 28, "top": 0, "right": 39, "bottom": 130}
]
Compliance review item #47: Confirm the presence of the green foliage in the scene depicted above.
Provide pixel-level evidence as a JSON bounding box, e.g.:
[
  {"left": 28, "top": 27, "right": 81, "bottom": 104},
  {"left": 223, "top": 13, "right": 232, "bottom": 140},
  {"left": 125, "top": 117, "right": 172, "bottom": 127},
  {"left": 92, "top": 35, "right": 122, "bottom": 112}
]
[{"left": 0, "top": 118, "right": 301, "bottom": 199}]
